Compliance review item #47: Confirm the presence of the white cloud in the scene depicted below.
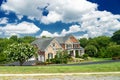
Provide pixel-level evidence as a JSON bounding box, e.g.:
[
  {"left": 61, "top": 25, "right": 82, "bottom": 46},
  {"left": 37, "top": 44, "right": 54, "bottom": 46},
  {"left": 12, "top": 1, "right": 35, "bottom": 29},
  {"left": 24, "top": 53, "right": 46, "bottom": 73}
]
[
  {"left": 39, "top": 25, "right": 81, "bottom": 37},
  {"left": 41, "top": 11, "right": 62, "bottom": 24},
  {"left": 61, "top": 25, "right": 81, "bottom": 36},
  {"left": 1, "top": 0, "right": 44, "bottom": 19},
  {"left": 1, "top": 0, "right": 120, "bottom": 38},
  {"left": 0, "top": 32, "right": 2, "bottom": 35},
  {"left": 17, "top": 14, "right": 23, "bottom": 20},
  {"left": 0, "top": 17, "right": 8, "bottom": 24},
  {"left": 81, "top": 11, "right": 120, "bottom": 37},
  {"left": 28, "top": 16, "right": 35, "bottom": 20},
  {"left": 1, "top": 0, "right": 97, "bottom": 23},
  {"left": 47, "top": 0, "right": 97, "bottom": 23},
  {"left": 0, "top": 21, "right": 40, "bottom": 37},
  {"left": 40, "top": 31, "right": 59, "bottom": 37},
  {"left": 76, "top": 34, "right": 89, "bottom": 39}
]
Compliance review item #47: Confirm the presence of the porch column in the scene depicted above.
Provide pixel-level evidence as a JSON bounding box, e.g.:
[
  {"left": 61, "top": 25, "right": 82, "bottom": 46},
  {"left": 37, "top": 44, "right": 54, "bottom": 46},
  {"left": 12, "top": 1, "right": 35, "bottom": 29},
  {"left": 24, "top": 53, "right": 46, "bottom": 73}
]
[
  {"left": 68, "top": 50, "right": 70, "bottom": 54},
  {"left": 73, "top": 50, "right": 75, "bottom": 57},
  {"left": 78, "top": 50, "right": 81, "bottom": 56}
]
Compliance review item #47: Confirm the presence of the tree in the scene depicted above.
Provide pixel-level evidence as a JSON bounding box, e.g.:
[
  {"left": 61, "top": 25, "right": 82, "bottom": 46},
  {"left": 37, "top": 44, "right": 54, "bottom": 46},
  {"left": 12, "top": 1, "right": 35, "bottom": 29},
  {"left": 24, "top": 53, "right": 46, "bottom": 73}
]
[
  {"left": 85, "top": 45, "right": 98, "bottom": 57},
  {"left": 111, "top": 29, "right": 120, "bottom": 44},
  {"left": 95, "top": 36, "right": 110, "bottom": 48},
  {"left": 107, "top": 45, "right": 120, "bottom": 58},
  {"left": 9, "top": 35, "right": 18, "bottom": 42},
  {"left": 4, "top": 43, "right": 37, "bottom": 66},
  {"left": 22, "top": 36, "right": 35, "bottom": 43},
  {"left": 42, "top": 36, "right": 47, "bottom": 38},
  {"left": 87, "top": 39, "right": 99, "bottom": 49},
  {"left": 0, "top": 38, "right": 12, "bottom": 62},
  {"left": 79, "top": 38, "right": 88, "bottom": 48}
]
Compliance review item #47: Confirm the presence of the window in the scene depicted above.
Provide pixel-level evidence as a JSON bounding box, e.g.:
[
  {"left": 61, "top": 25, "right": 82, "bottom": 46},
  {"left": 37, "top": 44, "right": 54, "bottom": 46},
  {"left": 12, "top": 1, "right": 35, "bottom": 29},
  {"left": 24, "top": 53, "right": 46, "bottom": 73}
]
[
  {"left": 73, "top": 44, "right": 79, "bottom": 48},
  {"left": 53, "top": 43, "right": 55, "bottom": 47},
  {"left": 48, "top": 53, "right": 53, "bottom": 59},
  {"left": 66, "top": 44, "right": 72, "bottom": 49}
]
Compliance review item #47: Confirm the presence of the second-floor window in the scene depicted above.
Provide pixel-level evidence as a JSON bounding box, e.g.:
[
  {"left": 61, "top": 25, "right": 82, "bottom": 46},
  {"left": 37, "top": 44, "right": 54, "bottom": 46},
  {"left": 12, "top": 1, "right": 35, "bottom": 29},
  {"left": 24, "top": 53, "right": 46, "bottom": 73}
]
[
  {"left": 73, "top": 44, "right": 79, "bottom": 48},
  {"left": 66, "top": 44, "right": 72, "bottom": 49},
  {"left": 52, "top": 43, "right": 55, "bottom": 47}
]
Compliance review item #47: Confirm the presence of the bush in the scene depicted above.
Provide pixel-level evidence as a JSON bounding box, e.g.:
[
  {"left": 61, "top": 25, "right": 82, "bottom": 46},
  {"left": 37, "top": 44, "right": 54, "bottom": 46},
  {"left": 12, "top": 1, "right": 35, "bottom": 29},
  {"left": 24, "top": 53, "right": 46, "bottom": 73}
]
[
  {"left": 82, "top": 54, "right": 89, "bottom": 60},
  {"left": 75, "top": 51, "right": 79, "bottom": 58},
  {"left": 49, "top": 50, "right": 70, "bottom": 64},
  {"left": 112, "top": 56, "right": 120, "bottom": 60},
  {"left": 107, "top": 45, "right": 120, "bottom": 58},
  {"left": 0, "top": 53, "right": 7, "bottom": 62},
  {"left": 85, "top": 45, "right": 97, "bottom": 57}
]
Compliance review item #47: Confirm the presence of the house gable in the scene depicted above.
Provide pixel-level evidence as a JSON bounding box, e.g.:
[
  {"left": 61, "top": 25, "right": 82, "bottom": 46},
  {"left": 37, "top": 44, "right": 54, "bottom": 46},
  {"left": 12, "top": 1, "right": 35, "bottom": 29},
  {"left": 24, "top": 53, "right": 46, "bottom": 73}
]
[
  {"left": 45, "top": 39, "right": 63, "bottom": 52},
  {"left": 65, "top": 35, "right": 79, "bottom": 43},
  {"left": 65, "top": 35, "right": 80, "bottom": 49},
  {"left": 45, "top": 39, "right": 63, "bottom": 59}
]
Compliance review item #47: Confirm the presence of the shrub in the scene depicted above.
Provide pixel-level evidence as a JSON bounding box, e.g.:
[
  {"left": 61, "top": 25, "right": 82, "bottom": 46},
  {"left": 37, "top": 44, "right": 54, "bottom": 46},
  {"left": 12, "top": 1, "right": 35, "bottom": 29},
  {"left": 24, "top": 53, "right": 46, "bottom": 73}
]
[
  {"left": 112, "top": 56, "right": 120, "bottom": 60},
  {"left": 107, "top": 45, "right": 120, "bottom": 58},
  {"left": 82, "top": 54, "right": 89, "bottom": 60},
  {"left": 85, "top": 45, "right": 97, "bottom": 57},
  {"left": 50, "top": 50, "right": 70, "bottom": 64}
]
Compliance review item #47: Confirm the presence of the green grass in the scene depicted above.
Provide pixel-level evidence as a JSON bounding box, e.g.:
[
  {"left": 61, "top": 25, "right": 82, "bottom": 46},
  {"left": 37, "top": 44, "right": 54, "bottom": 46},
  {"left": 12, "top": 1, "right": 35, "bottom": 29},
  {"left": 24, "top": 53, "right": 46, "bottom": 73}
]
[
  {"left": 89, "top": 57, "right": 112, "bottom": 61},
  {"left": 0, "top": 62, "right": 120, "bottom": 74}
]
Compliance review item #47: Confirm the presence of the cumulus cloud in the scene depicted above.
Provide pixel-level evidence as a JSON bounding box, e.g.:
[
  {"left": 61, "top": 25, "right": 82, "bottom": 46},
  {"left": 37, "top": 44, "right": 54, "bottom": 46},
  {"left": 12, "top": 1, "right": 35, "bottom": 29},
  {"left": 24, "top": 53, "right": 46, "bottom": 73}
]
[
  {"left": 61, "top": 25, "right": 81, "bottom": 36},
  {"left": 41, "top": 11, "right": 62, "bottom": 24},
  {"left": 47, "top": 0, "right": 97, "bottom": 23},
  {"left": 1, "top": 0, "right": 120, "bottom": 38},
  {"left": 39, "top": 25, "right": 81, "bottom": 37},
  {"left": 1, "top": 0, "right": 97, "bottom": 23},
  {"left": 80, "top": 11, "right": 120, "bottom": 37},
  {"left": 0, "top": 17, "right": 8, "bottom": 24},
  {"left": 39, "top": 31, "right": 59, "bottom": 37},
  {"left": 1, "top": 0, "right": 44, "bottom": 20},
  {"left": 0, "top": 21, "right": 40, "bottom": 37},
  {"left": 17, "top": 14, "right": 23, "bottom": 20}
]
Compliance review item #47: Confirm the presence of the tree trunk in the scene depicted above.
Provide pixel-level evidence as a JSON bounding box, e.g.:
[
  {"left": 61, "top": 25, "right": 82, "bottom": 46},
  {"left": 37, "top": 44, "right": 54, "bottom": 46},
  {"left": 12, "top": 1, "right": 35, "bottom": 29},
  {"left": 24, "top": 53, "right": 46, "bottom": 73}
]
[{"left": 19, "top": 61, "right": 24, "bottom": 66}]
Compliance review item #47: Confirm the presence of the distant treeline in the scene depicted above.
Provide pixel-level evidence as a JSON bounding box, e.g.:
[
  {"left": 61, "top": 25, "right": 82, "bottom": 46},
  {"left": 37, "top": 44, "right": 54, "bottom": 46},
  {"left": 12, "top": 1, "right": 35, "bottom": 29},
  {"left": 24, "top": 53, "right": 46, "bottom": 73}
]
[{"left": 79, "top": 29, "right": 120, "bottom": 59}]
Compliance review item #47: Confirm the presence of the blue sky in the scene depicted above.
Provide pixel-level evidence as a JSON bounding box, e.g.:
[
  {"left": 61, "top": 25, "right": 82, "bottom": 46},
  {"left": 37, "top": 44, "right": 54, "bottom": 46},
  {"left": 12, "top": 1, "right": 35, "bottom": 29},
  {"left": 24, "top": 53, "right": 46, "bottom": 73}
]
[{"left": 0, "top": 0, "right": 120, "bottom": 38}]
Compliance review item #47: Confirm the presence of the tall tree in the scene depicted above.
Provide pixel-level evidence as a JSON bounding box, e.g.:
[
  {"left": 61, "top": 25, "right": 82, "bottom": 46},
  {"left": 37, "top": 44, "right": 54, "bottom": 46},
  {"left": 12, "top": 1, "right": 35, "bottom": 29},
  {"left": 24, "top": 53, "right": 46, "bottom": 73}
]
[
  {"left": 107, "top": 45, "right": 120, "bottom": 58},
  {"left": 9, "top": 35, "right": 18, "bottom": 42},
  {"left": 4, "top": 43, "right": 37, "bottom": 66},
  {"left": 79, "top": 38, "right": 88, "bottom": 48},
  {"left": 95, "top": 36, "right": 110, "bottom": 48},
  {"left": 22, "top": 36, "right": 35, "bottom": 43},
  {"left": 85, "top": 45, "right": 98, "bottom": 57},
  {"left": 111, "top": 30, "right": 120, "bottom": 44}
]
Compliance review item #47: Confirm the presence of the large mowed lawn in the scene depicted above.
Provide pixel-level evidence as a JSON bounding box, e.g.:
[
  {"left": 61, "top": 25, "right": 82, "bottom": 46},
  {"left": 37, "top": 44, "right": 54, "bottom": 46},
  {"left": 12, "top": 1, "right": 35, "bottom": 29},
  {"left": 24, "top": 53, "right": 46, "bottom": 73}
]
[{"left": 0, "top": 62, "right": 120, "bottom": 74}]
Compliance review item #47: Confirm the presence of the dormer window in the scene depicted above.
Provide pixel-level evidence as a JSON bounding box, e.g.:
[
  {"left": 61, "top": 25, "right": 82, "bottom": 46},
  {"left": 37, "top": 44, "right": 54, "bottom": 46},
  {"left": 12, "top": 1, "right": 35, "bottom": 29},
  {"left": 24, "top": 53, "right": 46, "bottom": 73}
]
[{"left": 53, "top": 43, "right": 55, "bottom": 47}]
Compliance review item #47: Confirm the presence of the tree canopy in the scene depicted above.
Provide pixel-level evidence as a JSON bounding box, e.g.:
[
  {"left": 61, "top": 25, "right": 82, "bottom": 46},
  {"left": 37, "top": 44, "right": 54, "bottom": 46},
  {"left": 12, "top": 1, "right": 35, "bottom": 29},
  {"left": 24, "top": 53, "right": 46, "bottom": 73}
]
[
  {"left": 111, "top": 30, "right": 120, "bottom": 44},
  {"left": 79, "top": 32, "right": 120, "bottom": 58},
  {"left": 4, "top": 43, "right": 37, "bottom": 66}
]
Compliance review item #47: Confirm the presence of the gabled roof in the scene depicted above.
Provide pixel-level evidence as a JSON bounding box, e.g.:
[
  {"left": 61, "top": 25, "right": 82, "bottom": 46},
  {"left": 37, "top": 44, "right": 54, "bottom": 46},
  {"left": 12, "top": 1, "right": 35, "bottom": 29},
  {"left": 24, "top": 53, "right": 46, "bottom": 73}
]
[
  {"left": 31, "top": 38, "right": 54, "bottom": 51},
  {"left": 55, "top": 34, "right": 73, "bottom": 43},
  {"left": 31, "top": 34, "right": 78, "bottom": 51}
]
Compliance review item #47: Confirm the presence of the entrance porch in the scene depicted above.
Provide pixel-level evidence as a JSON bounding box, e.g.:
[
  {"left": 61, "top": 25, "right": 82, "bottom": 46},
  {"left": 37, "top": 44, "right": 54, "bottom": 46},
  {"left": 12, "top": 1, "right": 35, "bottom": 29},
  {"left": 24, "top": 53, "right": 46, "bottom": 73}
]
[{"left": 68, "top": 48, "right": 84, "bottom": 57}]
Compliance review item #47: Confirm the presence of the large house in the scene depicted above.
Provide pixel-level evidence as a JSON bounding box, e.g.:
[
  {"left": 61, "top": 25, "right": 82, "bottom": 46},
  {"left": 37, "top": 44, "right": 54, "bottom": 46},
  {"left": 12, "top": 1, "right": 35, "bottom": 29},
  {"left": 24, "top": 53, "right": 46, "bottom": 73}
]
[{"left": 31, "top": 35, "right": 84, "bottom": 62}]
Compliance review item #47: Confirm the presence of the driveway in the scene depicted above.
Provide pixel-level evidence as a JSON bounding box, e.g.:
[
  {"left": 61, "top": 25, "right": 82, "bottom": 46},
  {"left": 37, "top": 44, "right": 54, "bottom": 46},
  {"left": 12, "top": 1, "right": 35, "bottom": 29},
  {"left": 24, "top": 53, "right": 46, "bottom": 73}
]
[
  {"left": 5, "top": 60, "right": 120, "bottom": 66},
  {"left": 50, "top": 60, "right": 120, "bottom": 66}
]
